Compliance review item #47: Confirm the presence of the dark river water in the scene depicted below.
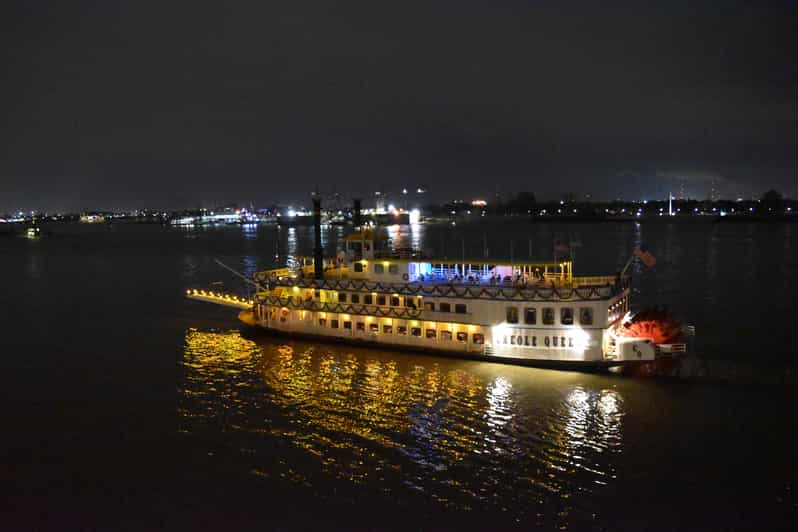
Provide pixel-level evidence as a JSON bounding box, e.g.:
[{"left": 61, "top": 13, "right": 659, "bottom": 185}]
[{"left": 2, "top": 220, "right": 797, "bottom": 530}]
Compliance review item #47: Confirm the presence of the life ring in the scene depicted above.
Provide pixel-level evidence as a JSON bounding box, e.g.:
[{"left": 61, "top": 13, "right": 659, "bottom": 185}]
[
  {"left": 281, "top": 308, "right": 289, "bottom": 317},
  {"left": 402, "top": 273, "right": 409, "bottom": 281}
]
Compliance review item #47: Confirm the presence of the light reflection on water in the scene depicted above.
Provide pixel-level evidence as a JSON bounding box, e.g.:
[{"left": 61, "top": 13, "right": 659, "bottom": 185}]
[{"left": 179, "top": 328, "right": 628, "bottom": 524}]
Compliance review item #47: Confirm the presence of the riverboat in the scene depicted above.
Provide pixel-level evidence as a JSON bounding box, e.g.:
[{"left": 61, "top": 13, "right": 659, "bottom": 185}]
[{"left": 187, "top": 199, "right": 691, "bottom": 369}]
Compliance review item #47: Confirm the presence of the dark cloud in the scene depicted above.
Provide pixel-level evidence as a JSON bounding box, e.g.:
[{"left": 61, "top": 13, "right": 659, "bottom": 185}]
[{"left": 1, "top": 0, "right": 797, "bottom": 211}]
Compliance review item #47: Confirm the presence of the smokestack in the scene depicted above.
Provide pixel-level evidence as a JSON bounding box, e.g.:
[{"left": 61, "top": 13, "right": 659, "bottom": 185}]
[
  {"left": 352, "top": 198, "right": 362, "bottom": 228},
  {"left": 313, "top": 196, "right": 324, "bottom": 279}
]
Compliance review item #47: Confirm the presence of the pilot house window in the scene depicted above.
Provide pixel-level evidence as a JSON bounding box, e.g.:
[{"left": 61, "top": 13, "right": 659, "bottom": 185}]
[
  {"left": 506, "top": 307, "right": 519, "bottom": 324},
  {"left": 561, "top": 307, "right": 574, "bottom": 325},
  {"left": 542, "top": 308, "right": 555, "bottom": 325},
  {"left": 579, "top": 307, "right": 593, "bottom": 325},
  {"left": 524, "top": 308, "right": 537, "bottom": 324},
  {"left": 439, "top": 302, "right": 451, "bottom": 312},
  {"left": 455, "top": 304, "right": 467, "bottom": 314}
]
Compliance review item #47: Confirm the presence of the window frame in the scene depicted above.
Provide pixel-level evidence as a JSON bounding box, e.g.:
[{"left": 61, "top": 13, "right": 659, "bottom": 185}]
[
  {"left": 506, "top": 306, "right": 519, "bottom": 324},
  {"left": 524, "top": 307, "right": 537, "bottom": 325}
]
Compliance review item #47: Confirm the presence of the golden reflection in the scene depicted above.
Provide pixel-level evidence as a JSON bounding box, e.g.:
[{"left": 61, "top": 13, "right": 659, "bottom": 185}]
[
  {"left": 260, "top": 346, "right": 488, "bottom": 470},
  {"left": 179, "top": 328, "right": 626, "bottom": 523}
]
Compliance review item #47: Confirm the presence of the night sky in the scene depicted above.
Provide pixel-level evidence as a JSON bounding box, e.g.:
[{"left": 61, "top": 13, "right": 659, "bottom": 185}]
[{"left": 2, "top": 1, "right": 797, "bottom": 212}]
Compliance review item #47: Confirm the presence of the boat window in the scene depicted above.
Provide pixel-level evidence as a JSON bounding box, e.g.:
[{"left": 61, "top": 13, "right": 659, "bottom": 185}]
[
  {"left": 397, "top": 326, "right": 407, "bottom": 335},
  {"left": 374, "top": 264, "right": 384, "bottom": 274},
  {"left": 331, "top": 319, "right": 339, "bottom": 329},
  {"left": 524, "top": 308, "right": 537, "bottom": 324},
  {"left": 579, "top": 307, "right": 593, "bottom": 325},
  {"left": 426, "top": 329, "right": 437, "bottom": 339},
  {"left": 439, "top": 302, "right": 451, "bottom": 312},
  {"left": 343, "top": 321, "right": 352, "bottom": 330},
  {"left": 455, "top": 304, "right": 467, "bottom": 314},
  {"left": 383, "top": 324, "right": 393, "bottom": 334},
  {"left": 424, "top": 302, "right": 435, "bottom": 311},
  {"left": 318, "top": 318, "right": 327, "bottom": 327},
  {"left": 314, "top": 289, "right": 321, "bottom": 299},
  {"left": 542, "top": 308, "right": 555, "bottom": 325},
  {"left": 506, "top": 307, "right": 519, "bottom": 324},
  {"left": 351, "top": 294, "right": 360, "bottom": 304},
  {"left": 356, "top": 322, "right": 365, "bottom": 331},
  {"left": 390, "top": 296, "right": 400, "bottom": 306},
  {"left": 337, "top": 293, "right": 347, "bottom": 303},
  {"left": 388, "top": 264, "right": 399, "bottom": 275},
  {"left": 472, "top": 333, "right": 485, "bottom": 344},
  {"left": 405, "top": 298, "right": 417, "bottom": 308},
  {"left": 369, "top": 323, "right": 379, "bottom": 332},
  {"left": 377, "top": 295, "right": 387, "bottom": 306},
  {"left": 411, "top": 327, "right": 422, "bottom": 337},
  {"left": 354, "top": 263, "right": 364, "bottom": 273},
  {"left": 561, "top": 307, "right": 574, "bottom": 325},
  {"left": 456, "top": 332, "right": 468, "bottom": 342},
  {"left": 441, "top": 330, "right": 452, "bottom": 341},
  {"left": 364, "top": 294, "right": 373, "bottom": 305}
]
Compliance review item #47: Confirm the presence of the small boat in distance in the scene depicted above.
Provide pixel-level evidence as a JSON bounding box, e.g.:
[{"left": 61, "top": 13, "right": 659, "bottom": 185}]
[{"left": 187, "top": 197, "right": 692, "bottom": 370}]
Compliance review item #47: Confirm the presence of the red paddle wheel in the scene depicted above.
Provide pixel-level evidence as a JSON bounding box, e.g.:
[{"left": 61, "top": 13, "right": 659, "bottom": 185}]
[
  {"left": 615, "top": 308, "right": 684, "bottom": 376},
  {"left": 616, "top": 307, "right": 684, "bottom": 344}
]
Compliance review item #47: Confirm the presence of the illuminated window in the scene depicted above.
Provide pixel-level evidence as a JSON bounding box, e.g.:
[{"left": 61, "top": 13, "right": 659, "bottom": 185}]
[
  {"left": 354, "top": 263, "right": 364, "bottom": 273},
  {"left": 337, "top": 293, "right": 347, "bottom": 303},
  {"left": 364, "top": 294, "right": 373, "bottom": 305},
  {"left": 439, "top": 302, "right": 451, "bottom": 312},
  {"left": 343, "top": 321, "right": 352, "bottom": 330},
  {"left": 561, "top": 307, "right": 574, "bottom": 325},
  {"left": 524, "top": 308, "right": 536, "bottom": 324},
  {"left": 388, "top": 264, "right": 398, "bottom": 275},
  {"left": 331, "top": 319, "right": 339, "bottom": 329},
  {"left": 383, "top": 324, "right": 393, "bottom": 334},
  {"left": 397, "top": 326, "right": 407, "bottom": 335},
  {"left": 369, "top": 323, "right": 379, "bottom": 332},
  {"left": 472, "top": 333, "right": 484, "bottom": 344},
  {"left": 390, "top": 296, "right": 400, "bottom": 306},
  {"left": 377, "top": 295, "right": 386, "bottom": 306},
  {"left": 356, "top": 322, "right": 365, "bottom": 331},
  {"left": 542, "top": 307, "right": 555, "bottom": 325},
  {"left": 318, "top": 318, "right": 327, "bottom": 327},
  {"left": 411, "top": 327, "right": 422, "bottom": 337},
  {"left": 579, "top": 307, "right": 593, "bottom": 325},
  {"left": 506, "top": 307, "right": 519, "bottom": 324},
  {"left": 441, "top": 330, "right": 452, "bottom": 341},
  {"left": 374, "top": 264, "right": 384, "bottom": 274},
  {"left": 455, "top": 304, "right": 467, "bottom": 314},
  {"left": 351, "top": 294, "right": 360, "bottom": 304},
  {"left": 426, "top": 329, "right": 437, "bottom": 339},
  {"left": 456, "top": 331, "right": 467, "bottom": 342},
  {"left": 424, "top": 302, "right": 435, "bottom": 311}
]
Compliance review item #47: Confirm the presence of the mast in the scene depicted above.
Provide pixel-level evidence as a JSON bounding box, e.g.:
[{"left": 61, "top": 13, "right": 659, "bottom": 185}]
[{"left": 312, "top": 194, "right": 324, "bottom": 279}]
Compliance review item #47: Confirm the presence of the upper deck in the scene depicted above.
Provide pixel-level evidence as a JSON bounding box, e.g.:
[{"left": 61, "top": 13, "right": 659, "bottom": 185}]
[
  {"left": 254, "top": 228, "right": 627, "bottom": 302},
  {"left": 256, "top": 257, "right": 627, "bottom": 302}
]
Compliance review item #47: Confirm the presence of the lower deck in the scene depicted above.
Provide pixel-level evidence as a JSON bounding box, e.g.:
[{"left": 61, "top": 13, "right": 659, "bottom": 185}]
[
  {"left": 250, "top": 304, "right": 611, "bottom": 364},
  {"left": 239, "top": 310, "right": 637, "bottom": 369}
]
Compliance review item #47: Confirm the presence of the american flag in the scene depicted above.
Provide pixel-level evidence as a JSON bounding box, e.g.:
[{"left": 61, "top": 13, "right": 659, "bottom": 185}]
[{"left": 634, "top": 245, "right": 657, "bottom": 267}]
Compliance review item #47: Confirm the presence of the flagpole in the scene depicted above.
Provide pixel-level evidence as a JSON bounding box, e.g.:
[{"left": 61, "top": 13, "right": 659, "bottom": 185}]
[{"left": 620, "top": 254, "right": 635, "bottom": 277}]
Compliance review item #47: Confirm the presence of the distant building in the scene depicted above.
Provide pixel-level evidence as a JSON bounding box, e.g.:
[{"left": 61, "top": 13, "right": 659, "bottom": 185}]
[{"left": 80, "top": 213, "right": 106, "bottom": 223}]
